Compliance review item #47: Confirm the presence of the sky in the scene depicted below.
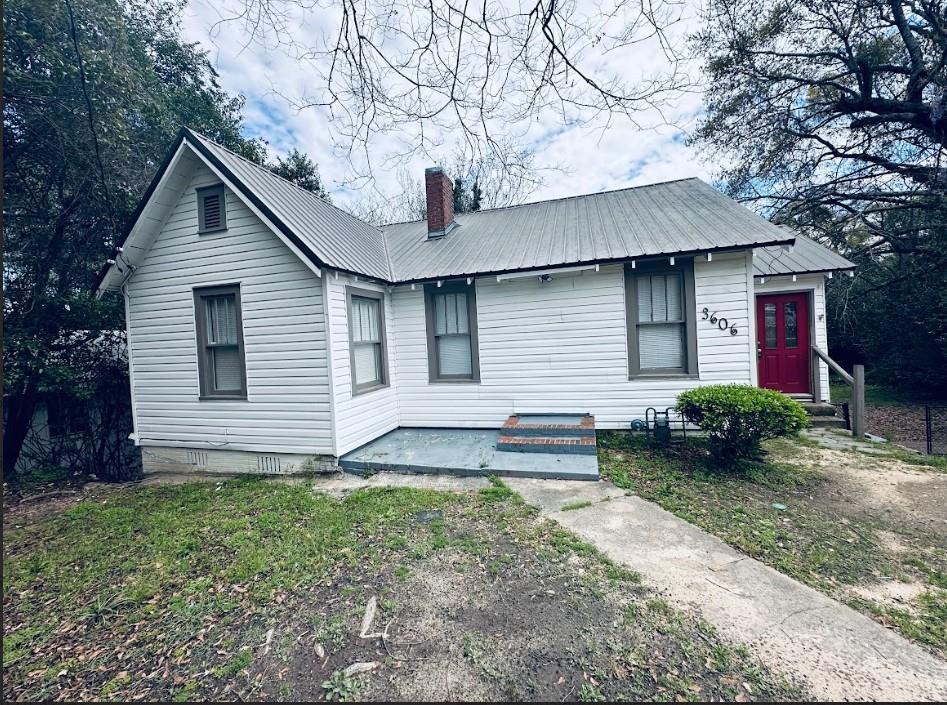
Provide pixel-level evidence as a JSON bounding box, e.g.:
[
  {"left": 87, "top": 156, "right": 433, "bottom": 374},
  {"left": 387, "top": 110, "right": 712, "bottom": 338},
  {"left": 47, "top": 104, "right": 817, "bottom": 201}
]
[{"left": 182, "top": 0, "right": 713, "bottom": 213}]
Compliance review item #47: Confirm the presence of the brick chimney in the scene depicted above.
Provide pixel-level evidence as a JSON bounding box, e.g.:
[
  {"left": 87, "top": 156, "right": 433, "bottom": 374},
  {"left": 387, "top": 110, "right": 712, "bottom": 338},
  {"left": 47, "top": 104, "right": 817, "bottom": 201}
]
[{"left": 425, "top": 166, "right": 455, "bottom": 238}]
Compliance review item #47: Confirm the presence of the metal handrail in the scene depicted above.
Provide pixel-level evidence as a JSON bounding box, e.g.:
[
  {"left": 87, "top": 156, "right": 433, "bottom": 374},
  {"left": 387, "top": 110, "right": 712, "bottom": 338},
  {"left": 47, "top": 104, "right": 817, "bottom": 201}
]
[{"left": 811, "top": 344, "right": 864, "bottom": 438}]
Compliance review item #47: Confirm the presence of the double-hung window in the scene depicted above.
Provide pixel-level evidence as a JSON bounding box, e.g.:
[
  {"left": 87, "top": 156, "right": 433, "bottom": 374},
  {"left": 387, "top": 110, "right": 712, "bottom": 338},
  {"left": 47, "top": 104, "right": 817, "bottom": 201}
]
[
  {"left": 194, "top": 284, "right": 247, "bottom": 398},
  {"left": 346, "top": 287, "right": 388, "bottom": 394},
  {"left": 425, "top": 281, "right": 480, "bottom": 382},
  {"left": 625, "top": 260, "right": 697, "bottom": 377}
]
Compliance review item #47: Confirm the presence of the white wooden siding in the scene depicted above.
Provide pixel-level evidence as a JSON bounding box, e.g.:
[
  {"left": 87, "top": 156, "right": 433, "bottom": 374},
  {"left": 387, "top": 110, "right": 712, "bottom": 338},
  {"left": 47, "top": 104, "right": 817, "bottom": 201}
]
[
  {"left": 325, "top": 276, "right": 400, "bottom": 455},
  {"left": 754, "top": 274, "right": 831, "bottom": 402},
  {"left": 389, "top": 255, "right": 754, "bottom": 429},
  {"left": 126, "top": 162, "right": 333, "bottom": 454}
]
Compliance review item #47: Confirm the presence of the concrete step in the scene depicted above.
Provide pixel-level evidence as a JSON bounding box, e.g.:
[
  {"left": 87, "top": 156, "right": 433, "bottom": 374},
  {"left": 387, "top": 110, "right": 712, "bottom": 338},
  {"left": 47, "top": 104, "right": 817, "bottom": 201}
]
[
  {"left": 496, "top": 435, "right": 597, "bottom": 455},
  {"left": 808, "top": 416, "right": 848, "bottom": 429},
  {"left": 502, "top": 413, "right": 596, "bottom": 437},
  {"left": 801, "top": 401, "right": 839, "bottom": 417}
]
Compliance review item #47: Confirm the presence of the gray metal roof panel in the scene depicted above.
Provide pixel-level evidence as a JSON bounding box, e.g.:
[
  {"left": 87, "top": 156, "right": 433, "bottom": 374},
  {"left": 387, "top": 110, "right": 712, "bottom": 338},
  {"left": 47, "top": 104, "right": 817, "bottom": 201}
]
[
  {"left": 183, "top": 131, "right": 814, "bottom": 283},
  {"left": 754, "top": 233, "right": 854, "bottom": 277},
  {"left": 186, "top": 130, "right": 391, "bottom": 280},
  {"left": 382, "top": 178, "right": 797, "bottom": 282}
]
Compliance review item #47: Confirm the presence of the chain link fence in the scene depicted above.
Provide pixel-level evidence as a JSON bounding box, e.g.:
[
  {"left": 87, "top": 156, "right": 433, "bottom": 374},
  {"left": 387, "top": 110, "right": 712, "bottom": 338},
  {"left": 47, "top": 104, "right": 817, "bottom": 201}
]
[{"left": 925, "top": 406, "right": 947, "bottom": 455}]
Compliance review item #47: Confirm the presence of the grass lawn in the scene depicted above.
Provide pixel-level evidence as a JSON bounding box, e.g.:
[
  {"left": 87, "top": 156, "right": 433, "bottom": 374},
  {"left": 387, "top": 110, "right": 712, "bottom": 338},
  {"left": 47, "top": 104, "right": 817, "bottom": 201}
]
[
  {"left": 3, "top": 476, "right": 802, "bottom": 702},
  {"left": 598, "top": 432, "right": 947, "bottom": 660}
]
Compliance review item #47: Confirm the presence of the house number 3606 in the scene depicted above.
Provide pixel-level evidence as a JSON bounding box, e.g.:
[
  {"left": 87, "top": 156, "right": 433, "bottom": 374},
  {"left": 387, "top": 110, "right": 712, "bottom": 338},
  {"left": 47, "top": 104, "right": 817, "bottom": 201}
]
[{"left": 702, "top": 307, "right": 739, "bottom": 336}]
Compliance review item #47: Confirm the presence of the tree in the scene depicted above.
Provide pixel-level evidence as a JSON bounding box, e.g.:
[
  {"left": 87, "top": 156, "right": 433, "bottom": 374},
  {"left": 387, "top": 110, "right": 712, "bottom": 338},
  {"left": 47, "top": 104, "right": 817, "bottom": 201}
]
[
  {"left": 690, "top": 0, "right": 947, "bottom": 393},
  {"left": 691, "top": 0, "right": 946, "bottom": 256},
  {"left": 215, "top": 0, "right": 691, "bottom": 182},
  {"left": 270, "top": 149, "right": 331, "bottom": 200},
  {"left": 2, "top": 0, "right": 267, "bottom": 476}
]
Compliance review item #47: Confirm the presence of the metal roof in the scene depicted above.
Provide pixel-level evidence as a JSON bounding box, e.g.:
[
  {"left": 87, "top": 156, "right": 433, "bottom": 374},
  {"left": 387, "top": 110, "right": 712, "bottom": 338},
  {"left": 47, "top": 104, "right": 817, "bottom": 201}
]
[
  {"left": 381, "top": 178, "right": 795, "bottom": 282},
  {"left": 754, "top": 232, "right": 854, "bottom": 277},
  {"left": 186, "top": 130, "right": 392, "bottom": 280},
  {"left": 101, "top": 130, "right": 852, "bottom": 291}
]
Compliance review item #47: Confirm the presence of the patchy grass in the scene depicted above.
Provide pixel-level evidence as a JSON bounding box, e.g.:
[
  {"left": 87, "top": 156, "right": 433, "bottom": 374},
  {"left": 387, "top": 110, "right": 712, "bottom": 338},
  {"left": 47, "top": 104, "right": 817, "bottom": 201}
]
[
  {"left": 561, "top": 500, "right": 593, "bottom": 512},
  {"left": 598, "top": 431, "right": 947, "bottom": 658},
  {"left": 3, "top": 477, "right": 802, "bottom": 702}
]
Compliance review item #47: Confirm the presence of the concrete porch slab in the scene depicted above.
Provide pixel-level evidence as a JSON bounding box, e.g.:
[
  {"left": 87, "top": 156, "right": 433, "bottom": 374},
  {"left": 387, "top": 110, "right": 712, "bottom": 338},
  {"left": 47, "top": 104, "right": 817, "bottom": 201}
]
[{"left": 339, "top": 428, "right": 599, "bottom": 481}]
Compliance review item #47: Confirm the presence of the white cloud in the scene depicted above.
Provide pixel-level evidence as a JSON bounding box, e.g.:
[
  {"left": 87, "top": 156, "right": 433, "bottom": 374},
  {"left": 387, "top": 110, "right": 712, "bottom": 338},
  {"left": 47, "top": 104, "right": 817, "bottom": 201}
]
[{"left": 182, "top": 0, "right": 712, "bottom": 211}]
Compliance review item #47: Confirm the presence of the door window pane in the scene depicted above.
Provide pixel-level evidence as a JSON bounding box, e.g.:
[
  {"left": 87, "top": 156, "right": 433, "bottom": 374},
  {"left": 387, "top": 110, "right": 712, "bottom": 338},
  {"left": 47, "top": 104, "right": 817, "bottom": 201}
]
[
  {"left": 764, "top": 303, "right": 777, "bottom": 348},
  {"left": 784, "top": 302, "right": 798, "bottom": 348}
]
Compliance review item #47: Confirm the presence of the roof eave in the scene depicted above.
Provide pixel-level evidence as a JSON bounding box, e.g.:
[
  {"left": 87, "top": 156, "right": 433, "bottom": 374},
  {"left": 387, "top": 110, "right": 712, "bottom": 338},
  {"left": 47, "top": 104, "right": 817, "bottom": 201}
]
[
  {"left": 93, "top": 127, "right": 190, "bottom": 293},
  {"left": 388, "top": 237, "right": 795, "bottom": 286}
]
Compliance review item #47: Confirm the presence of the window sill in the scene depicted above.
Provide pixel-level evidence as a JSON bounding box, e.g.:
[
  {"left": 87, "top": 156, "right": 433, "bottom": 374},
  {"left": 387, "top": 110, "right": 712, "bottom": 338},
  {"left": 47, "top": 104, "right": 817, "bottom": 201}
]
[
  {"left": 352, "top": 382, "right": 390, "bottom": 397},
  {"left": 199, "top": 394, "right": 248, "bottom": 401},
  {"left": 628, "top": 372, "right": 699, "bottom": 381},
  {"left": 428, "top": 378, "right": 481, "bottom": 384}
]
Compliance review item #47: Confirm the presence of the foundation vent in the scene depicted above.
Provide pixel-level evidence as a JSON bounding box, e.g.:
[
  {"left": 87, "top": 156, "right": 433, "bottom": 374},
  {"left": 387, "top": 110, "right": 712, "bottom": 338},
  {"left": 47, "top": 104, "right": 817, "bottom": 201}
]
[
  {"left": 186, "top": 450, "right": 209, "bottom": 467},
  {"left": 257, "top": 455, "right": 282, "bottom": 473}
]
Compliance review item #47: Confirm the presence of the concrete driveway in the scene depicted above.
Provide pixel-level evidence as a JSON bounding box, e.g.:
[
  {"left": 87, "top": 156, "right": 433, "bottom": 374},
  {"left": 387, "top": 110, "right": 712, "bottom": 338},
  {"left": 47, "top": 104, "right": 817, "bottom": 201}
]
[{"left": 506, "top": 477, "right": 947, "bottom": 702}]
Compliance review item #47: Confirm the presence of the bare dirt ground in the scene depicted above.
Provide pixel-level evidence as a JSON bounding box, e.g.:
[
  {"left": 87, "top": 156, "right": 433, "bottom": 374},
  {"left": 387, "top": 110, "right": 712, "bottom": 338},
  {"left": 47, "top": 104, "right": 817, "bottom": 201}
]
[
  {"left": 2, "top": 478, "right": 801, "bottom": 702},
  {"left": 798, "top": 443, "right": 947, "bottom": 534},
  {"left": 248, "top": 509, "right": 800, "bottom": 702}
]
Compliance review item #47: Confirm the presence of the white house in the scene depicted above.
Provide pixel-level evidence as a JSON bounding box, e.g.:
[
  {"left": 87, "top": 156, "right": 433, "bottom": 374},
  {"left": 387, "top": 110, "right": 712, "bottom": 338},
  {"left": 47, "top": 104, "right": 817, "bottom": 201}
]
[{"left": 96, "top": 129, "right": 854, "bottom": 476}]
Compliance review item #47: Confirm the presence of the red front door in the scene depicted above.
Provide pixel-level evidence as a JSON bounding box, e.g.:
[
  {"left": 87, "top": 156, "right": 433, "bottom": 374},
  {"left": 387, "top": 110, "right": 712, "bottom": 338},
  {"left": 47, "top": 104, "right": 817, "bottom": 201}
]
[{"left": 756, "top": 292, "right": 810, "bottom": 394}]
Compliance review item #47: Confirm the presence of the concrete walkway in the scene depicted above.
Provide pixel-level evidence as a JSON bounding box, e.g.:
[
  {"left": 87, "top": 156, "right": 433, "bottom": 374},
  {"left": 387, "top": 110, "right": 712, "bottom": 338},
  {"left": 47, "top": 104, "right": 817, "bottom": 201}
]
[{"left": 506, "top": 477, "right": 947, "bottom": 702}]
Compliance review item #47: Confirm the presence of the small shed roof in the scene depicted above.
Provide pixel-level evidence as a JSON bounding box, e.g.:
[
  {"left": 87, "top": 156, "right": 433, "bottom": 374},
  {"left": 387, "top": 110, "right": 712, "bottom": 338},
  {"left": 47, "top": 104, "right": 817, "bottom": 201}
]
[{"left": 753, "top": 232, "right": 854, "bottom": 278}]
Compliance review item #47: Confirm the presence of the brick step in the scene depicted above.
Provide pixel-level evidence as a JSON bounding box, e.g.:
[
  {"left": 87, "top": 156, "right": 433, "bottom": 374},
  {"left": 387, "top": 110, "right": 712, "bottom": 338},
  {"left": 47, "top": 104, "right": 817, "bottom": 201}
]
[
  {"left": 496, "top": 435, "right": 597, "bottom": 455},
  {"left": 501, "top": 414, "right": 596, "bottom": 437}
]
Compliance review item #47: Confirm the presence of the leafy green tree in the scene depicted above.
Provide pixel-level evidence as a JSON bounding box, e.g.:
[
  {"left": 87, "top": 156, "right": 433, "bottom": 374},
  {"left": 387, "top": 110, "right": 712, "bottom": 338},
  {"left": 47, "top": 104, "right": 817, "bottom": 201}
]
[
  {"left": 270, "top": 148, "right": 331, "bottom": 199},
  {"left": 690, "top": 0, "right": 947, "bottom": 393},
  {"left": 2, "top": 0, "right": 267, "bottom": 476}
]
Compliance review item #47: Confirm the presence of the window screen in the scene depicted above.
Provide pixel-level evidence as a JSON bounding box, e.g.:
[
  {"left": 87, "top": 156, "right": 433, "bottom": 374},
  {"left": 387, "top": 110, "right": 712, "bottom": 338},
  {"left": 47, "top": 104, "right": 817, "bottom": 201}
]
[{"left": 194, "top": 285, "right": 246, "bottom": 398}]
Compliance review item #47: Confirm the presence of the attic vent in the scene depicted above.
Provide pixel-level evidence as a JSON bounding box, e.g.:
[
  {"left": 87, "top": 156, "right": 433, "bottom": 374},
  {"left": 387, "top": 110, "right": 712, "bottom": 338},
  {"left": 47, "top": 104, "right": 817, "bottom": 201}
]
[{"left": 197, "top": 184, "right": 226, "bottom": 233}]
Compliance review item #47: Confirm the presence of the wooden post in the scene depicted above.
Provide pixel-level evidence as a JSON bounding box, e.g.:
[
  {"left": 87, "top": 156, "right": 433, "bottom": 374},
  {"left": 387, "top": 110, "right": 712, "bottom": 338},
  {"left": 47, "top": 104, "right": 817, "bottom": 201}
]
[{"left": 852, "top": 364, "right": 865, "bottom": 439}]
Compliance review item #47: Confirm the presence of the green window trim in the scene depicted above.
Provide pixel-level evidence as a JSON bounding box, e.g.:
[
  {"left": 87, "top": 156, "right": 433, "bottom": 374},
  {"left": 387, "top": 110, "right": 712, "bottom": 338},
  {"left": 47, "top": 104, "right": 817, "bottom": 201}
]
[
  {"left": 197, "top": 184, "right": 227, "bottom": 233},
  {"left": 193, "top": 283, "right": 247, "bottom": 399},
  {"left": 424, "top": 280, "right": 480, "bottom": 383},
  {"left": 345, "top": 286, "right": 390, "bottom": 395},
  {"left": 625, "top": 259, "right": 699, "bottom": 378}
]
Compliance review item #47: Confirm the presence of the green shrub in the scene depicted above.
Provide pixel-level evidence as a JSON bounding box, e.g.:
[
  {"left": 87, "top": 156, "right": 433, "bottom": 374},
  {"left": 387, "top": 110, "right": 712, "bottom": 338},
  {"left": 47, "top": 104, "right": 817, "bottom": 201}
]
[{"left": 676, "top": 385, "right": 808, "bottom": 465}]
